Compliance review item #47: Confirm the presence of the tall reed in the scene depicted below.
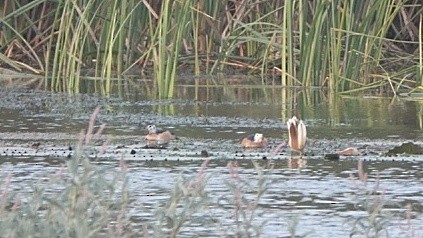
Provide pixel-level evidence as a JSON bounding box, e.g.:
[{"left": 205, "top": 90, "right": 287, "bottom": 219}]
[
  {"left": 45, "top": 0, "right": 143, "bottom": 95},
  {"left": 1, "top": 0, "right": 422, "bottom": 96},
  {"left": 419, "top": 14, "right": 423, "bottom": 86},
  {"left": 0, "top": 0, "right": 46, "bottom": 73},
  {"left": 327, "top": 0, "right": 406, "bottom": 93},
  {"left": 150, "top": 0, "right": 193, "bottom": 98}
]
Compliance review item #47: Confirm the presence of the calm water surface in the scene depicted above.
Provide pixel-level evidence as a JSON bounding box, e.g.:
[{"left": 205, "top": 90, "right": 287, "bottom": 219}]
[{"left": 0, "top": 81, "right": 422, "bottom": 237}]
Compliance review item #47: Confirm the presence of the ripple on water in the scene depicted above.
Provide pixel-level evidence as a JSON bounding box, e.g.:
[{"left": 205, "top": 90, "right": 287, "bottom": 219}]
[{"left": 0, "top": 152, "right": 422, "bottom": 237}]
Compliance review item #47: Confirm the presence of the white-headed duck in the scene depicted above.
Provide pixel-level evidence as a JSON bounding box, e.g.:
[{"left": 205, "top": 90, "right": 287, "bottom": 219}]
[
  {"left": 145, "top": 125, "right": 176, "bottom": 141},
  {"left": 241, "top": 133, "right": 268, "bottom": 148}
]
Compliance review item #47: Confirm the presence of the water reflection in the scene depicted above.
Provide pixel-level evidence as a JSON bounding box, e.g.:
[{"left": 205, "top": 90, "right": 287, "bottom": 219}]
[
  {"left": 2, "top": 79, "right": 423, "bottom": 141},
  {"left": 287, "top": 157, "right": 307, "bottom": 169},
  {"left": 121, "top": 78, "right": 423, "bottom": 138}
]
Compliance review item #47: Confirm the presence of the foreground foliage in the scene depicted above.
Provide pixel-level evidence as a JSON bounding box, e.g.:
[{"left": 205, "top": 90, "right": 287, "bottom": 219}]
[{"left": 0, "top": 108, "right": 130, "bottom": 237}]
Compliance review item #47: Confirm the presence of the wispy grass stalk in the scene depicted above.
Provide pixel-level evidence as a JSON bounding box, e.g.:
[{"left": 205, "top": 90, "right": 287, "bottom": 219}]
[
  {"left": 347, "top": 160, "right": 391, "bottom": 237},
  {"left": 0, "top": 107, "right": 130, "bottom": 237},
  {"left": 153, "top": 159, "right": 209, "bottom": 237},
  {"left": 219, "top": 161, "right": 273, "bottom": 237}
]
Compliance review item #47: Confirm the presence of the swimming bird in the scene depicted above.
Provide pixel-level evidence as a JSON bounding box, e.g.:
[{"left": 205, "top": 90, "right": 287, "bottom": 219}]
[
  {"left": 287, "top": 116, "right": 307, "bottom": 154},
  {"left": 241, "top": 133, "right": 268, "bottom": 148},
  {"left": 145, "top": 125, "right": 176, "bottom": 141}
]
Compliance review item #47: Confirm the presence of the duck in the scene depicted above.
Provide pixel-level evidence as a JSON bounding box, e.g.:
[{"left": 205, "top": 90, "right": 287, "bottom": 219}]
[
  {"left": 287, "top": 116, "right": 307, "bottom": 154},
  {"left": 145, "top": 125, "right": 176, "bottom": 141},
  {"left": 241, "top": 133, "right": 268, "bottom": 148}
]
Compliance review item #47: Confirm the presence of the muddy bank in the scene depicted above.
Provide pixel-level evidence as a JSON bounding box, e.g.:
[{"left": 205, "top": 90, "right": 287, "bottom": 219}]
[{"left": 1, "top": 130, "right": 422, "bottom": 163}]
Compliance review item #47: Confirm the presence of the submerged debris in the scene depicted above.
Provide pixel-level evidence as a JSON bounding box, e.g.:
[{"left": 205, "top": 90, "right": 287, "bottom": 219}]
[
  {"left": 336, "top": 147, "right": 359, "bottom": 156},
  {"left": 385, "top": 142, "right": 423, "bottom": 156},
  {"left": 31, "top": 142, "right": 41, "bottom": 149},
  {"left": 200, "top": 150, "right": 209, "bottom": 157},
  {"left": 142, "top": 141, "right": 169, "bottom": 149},
  {"left": 324, "top": 154, "right": 340, "bottom": 160}
]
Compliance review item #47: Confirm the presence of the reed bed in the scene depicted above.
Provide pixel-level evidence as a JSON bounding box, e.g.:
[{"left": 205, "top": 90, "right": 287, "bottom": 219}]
[{"left": 0, "top": 0, "right": 422, "bottom": 97}]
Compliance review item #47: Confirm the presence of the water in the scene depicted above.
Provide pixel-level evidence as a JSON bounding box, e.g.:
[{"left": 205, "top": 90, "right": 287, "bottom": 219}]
[
  {"left": 0, "top": 81, "right": 422, "bottom": 237},
  {"left": 1, "top": 157, "right": 421, "bottom": 237}
]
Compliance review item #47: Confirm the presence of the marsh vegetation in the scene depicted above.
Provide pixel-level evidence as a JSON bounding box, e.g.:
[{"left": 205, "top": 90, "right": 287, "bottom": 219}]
[{"left": 0, "top": 0, "right": 422, "bottom": 97}]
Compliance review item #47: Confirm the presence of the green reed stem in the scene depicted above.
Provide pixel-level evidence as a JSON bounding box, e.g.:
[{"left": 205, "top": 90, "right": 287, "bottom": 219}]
[
  {"left": 152, "top": 0, "right": 192, "bottom": 99},
  {"left": 1, "top": 0, "right": 421, "bottom": 96},
  {"left": 419, "top": 14, "right": 423, "bottom": 86}
]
